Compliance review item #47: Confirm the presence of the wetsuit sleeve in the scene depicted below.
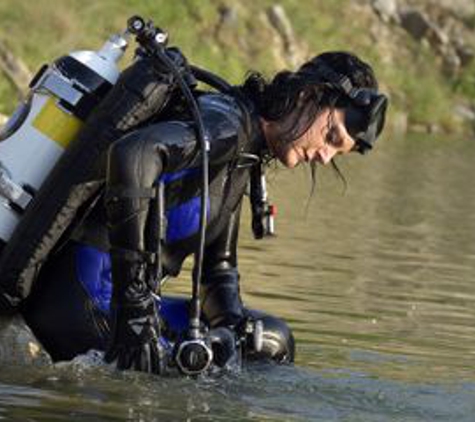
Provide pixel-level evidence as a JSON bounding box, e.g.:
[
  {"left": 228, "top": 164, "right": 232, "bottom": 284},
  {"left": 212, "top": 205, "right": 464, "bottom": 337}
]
[
  {"left": 155, "top": 94, "right": 247, "bottom": 174},
  {"left": 105, "top": 95, "right": 246, "bottom": 253},
  {"left": 200, "top": 203, "right": 244, "bottom": 328},
  {"left": 107, "top": 94, "right": 246, "bottom": 180}
]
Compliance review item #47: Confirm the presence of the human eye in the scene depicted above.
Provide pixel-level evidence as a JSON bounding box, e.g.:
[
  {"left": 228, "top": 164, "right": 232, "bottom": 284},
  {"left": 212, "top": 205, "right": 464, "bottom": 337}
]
[{"left": 325, "top": 125, "right": 343, "bottom": 147}]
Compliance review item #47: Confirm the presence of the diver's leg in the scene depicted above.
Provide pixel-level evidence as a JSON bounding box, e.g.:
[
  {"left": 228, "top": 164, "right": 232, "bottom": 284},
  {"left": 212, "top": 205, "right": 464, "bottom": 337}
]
[
  {"left": 22, "top": 242, "right": 109, "bottom": 362},
  {"left": 245, "top": 309, "right": 295, "bottom": 364}
]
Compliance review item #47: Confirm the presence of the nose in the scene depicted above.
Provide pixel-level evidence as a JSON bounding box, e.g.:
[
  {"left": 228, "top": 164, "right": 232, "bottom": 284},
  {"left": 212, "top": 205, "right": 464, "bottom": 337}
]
[{"left": 318, "top": 144, "right": 338, "bottom": 165}]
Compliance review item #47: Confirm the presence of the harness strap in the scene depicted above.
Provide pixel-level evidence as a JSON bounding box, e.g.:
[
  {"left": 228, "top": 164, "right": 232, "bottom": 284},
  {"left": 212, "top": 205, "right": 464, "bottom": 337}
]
[
  {"left": 110, "top": 247, "right": 154, "bottom": 264},
  {"left": 105, "top": 186, "right": 156, "bottom": 201}
]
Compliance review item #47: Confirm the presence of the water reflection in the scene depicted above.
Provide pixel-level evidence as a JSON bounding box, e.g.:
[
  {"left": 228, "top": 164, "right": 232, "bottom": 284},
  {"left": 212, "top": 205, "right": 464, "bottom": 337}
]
[
  {"left": 1, "top": 134, "right": 475, "bottom": 420},
  {"left": 234, "top": 134, "right": 475, "bottom": 383},
  {"left": 1, "top": 363, "right": 475, "bottom": 421}
]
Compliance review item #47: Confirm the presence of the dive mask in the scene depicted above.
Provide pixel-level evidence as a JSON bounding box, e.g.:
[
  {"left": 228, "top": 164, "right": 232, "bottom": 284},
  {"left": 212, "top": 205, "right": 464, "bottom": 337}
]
[
  {"left": 298, "top": 61, "right": 389, "bottom": 154},
  {"left": 344, "top": 89, "right": 388, "bottom": 154}
]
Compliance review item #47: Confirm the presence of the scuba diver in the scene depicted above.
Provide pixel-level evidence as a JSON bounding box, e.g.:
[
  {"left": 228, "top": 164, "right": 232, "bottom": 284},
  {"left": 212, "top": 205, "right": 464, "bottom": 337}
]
[{"left": 0, "top": 19, "right": 387, "bottom": 374}]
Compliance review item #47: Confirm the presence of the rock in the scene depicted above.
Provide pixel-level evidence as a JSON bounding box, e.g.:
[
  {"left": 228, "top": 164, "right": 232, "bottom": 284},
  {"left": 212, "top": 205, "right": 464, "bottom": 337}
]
[
  {"left": 371, "top": 0, "right": 400, "bottom": 23},
  {"left": 399, "top": 7, "right": 448, "bottom": 45},
  {"left": 403, "top": 0, "right": 475, "bottom": 20},
  {"left": 0, "top": 315, "right": 52, "bottom": 366},
  {"left": 399, "top": 7, "right": 447, "bottom": 48},
  {"left": 425, "top": 22, "right": 450, "bottom": 48},
  {"left": 266, "top": 4, "right": 301, "bottom": 68},
  {"left": 454, "top": 42, "right": 474, "bottom": 67},
  {"left": 217, "top": 5, "right": 238, "bottom": 27},
  {"left": 214, "top": 4, "right": 246, "bottom": 56},
  {"left": 429, "top": 0, "right": 475, "bottom": 20},
  {"left": 0, "top": 41, "right": 31, "bottom": 98},
  {"left": 453, "top": 104, "right": 475, "bottom": 122},
  {"left": 398, "top": 7, "right": 470, "bottom": 75},
  {"left": 399, "top": 8, "right": 432, "bottom": 40},
  {"left": 442, "top": 47, "right": 462, "bottom": 76}
]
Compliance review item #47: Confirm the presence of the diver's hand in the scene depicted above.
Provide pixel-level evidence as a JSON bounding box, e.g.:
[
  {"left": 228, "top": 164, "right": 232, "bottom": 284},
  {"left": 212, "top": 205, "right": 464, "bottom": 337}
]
[{"left": 105, "top": 290, "right": 167, "bottom": 374}]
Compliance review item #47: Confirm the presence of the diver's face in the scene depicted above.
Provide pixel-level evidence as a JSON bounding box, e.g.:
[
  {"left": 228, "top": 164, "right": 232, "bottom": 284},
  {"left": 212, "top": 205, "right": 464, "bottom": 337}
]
[{"left": 263, "top": 108, "right": 356, "bottom": 168}]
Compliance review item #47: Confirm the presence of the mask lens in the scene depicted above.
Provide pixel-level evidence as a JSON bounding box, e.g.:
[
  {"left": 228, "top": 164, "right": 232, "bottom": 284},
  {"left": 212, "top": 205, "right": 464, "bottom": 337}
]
[
  {"left": 372, "top": 95, "right": 388, "bottom": 137},
  {"left": 345, "top": 107, "right": 367, "bottom": 137},
  {"left": 344, "top": 93, "right": 388, "bottom": 154}
]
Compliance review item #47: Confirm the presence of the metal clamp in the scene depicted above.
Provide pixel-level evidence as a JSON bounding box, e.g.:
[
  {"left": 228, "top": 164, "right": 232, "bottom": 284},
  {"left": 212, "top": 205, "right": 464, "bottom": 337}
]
[
  {"left": 33, "top": 69, "right": 84, "bottom": 107},
  {"left": 0, "top": 166, "right": 33, "bottom": 210}
]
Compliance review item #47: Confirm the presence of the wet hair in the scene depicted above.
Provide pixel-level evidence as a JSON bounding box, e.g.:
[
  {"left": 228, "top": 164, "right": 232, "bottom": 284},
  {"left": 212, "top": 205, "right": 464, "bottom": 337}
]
[
  {"left": 240, "top": 52, "right": 379, "bottom": 199},
  {"left": 241, "top": 51, "right": 378, "bottom": 145}
]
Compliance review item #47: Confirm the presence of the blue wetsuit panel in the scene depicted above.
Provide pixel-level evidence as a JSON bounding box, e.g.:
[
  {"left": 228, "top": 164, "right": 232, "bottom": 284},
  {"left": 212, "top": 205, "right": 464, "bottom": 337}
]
[
  {"left": 165, "top": 196, "right": 210, "bottom": 242},
  {"left": 75, "top": 168, "right": 205, "bottom": 331},
  {"left": 160, "top": 168, "right": 210, "bottom": 243},
  {"left": 161, "top": 168, "right": 199, "bottom": 184},
  {"left": 158, "top": 296, "right": 190, "bottom": 333},
  {"left": 75, "top": 244, "right": 112, "bottom": 314},
  {"left": 75, "top": 244, "right": 190, "bottom": 333}
]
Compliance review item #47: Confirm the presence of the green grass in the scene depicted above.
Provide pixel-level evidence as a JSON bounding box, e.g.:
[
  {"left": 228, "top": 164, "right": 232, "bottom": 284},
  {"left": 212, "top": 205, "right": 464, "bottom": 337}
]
[
  {"left": 0, "top": 0, "right": 473, "bottom": 132},
  {"left": 455, "top": 60, "right": 475, "bottom": 99}
]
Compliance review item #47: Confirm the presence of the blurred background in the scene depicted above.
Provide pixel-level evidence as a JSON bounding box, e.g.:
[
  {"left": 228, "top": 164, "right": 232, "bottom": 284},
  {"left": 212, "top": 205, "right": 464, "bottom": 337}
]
[{"left": 0, "top": 0, "right": 474, "bottom": 135}]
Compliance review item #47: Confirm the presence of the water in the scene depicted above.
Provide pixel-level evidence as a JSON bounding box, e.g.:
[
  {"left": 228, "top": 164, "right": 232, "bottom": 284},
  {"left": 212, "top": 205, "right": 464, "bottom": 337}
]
[{"left": 2, "top": 134, "right": 475, "bottom": 421}]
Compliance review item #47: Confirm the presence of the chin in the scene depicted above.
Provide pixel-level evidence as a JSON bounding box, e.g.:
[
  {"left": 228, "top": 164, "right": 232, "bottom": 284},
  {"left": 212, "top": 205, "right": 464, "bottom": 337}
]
[
  {"left": 280, "top": 158, "right": 296, "bottom": 168},
  {"left": 279, "top": 153, "right": 299, "bottom": 168}
]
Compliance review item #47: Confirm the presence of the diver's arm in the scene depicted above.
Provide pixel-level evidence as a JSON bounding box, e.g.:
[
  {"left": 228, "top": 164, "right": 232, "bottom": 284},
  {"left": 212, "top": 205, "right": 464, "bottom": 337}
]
[
  {"left": 104, "top": 94, "right": 246, "bottom": 373},
  {"left": 200, "top": 203, "right": 244, "bottom": 328},
  {"left": 105, "top": 106, "right": 243, "bottom": 251},
  {"left": 154, "top": 94, "right": 246, "bottom": 172}
]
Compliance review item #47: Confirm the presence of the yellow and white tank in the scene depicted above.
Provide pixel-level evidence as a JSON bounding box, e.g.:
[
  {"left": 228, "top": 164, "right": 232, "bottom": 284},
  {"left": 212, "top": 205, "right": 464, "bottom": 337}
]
[{"left": 0, "top": 31, "right": 130, "bottom": 242}]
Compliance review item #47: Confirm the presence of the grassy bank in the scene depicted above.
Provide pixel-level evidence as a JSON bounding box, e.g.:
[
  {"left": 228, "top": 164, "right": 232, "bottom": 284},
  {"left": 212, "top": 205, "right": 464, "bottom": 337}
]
[{"left": 0, "top": 0, "right": 473, "bottom": 134}]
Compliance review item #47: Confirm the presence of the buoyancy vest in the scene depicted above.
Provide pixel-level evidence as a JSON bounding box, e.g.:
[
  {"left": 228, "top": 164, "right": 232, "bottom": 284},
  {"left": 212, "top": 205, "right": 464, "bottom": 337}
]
[{"left": 0, "top": 56, "right": 183, "bottom": 314}]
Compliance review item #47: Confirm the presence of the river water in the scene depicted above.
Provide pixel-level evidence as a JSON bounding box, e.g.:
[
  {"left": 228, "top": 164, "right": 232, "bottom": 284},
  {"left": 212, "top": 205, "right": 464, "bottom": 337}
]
[{"left": 1, "top": 134, "right": 475, "bottom": 421}]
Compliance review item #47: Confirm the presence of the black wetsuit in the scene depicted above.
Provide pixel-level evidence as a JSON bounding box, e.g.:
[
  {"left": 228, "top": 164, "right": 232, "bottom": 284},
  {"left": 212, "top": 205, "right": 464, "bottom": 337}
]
[{"left": 22, "top": 92, "right": 294, "bottom": 364}]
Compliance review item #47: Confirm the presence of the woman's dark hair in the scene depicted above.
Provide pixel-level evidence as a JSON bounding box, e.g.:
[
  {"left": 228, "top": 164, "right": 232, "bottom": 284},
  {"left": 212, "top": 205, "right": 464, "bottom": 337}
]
[{"left": 241, "top": 51, "right": 378, "bottom": 144}]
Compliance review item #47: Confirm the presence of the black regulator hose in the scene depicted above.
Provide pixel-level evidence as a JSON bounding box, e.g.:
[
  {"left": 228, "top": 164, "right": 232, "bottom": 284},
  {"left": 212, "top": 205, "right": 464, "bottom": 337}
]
[
  {"left": 154, "top": 50, "right": 209, "bottom": 341},
  {"left": 127, "top": 16, "right": 209, "bottom": 343},
  {"left": 190, "top": 65, "right": 233, "bottom": 94},
  {"left": 127, "top": 17, "right": 243, "bottom": 374}
]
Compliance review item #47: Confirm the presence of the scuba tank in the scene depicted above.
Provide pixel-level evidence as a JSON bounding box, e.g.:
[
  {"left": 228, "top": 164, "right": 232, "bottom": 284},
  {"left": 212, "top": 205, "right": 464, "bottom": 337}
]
[
  {"left": 0, "top": 18, "right": 189, "bottom": 314},
  {"left": 0, "top": 31, "right": 129, "bottom": 242}
]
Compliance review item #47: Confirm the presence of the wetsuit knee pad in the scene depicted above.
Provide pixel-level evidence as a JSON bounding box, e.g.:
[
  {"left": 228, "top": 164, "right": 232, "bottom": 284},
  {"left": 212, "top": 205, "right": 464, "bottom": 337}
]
[
  {"left": 246, "top": 309, "right": 295, "bottom": 363},
  {"left": 22, "top": 242, "right": 110, "bottom": 361}
]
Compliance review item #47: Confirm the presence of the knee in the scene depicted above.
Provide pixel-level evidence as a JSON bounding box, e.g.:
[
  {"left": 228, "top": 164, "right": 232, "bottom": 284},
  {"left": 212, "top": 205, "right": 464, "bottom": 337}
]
[{"left": 246, "top": 311, "right": 295, "bottom": 364}]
